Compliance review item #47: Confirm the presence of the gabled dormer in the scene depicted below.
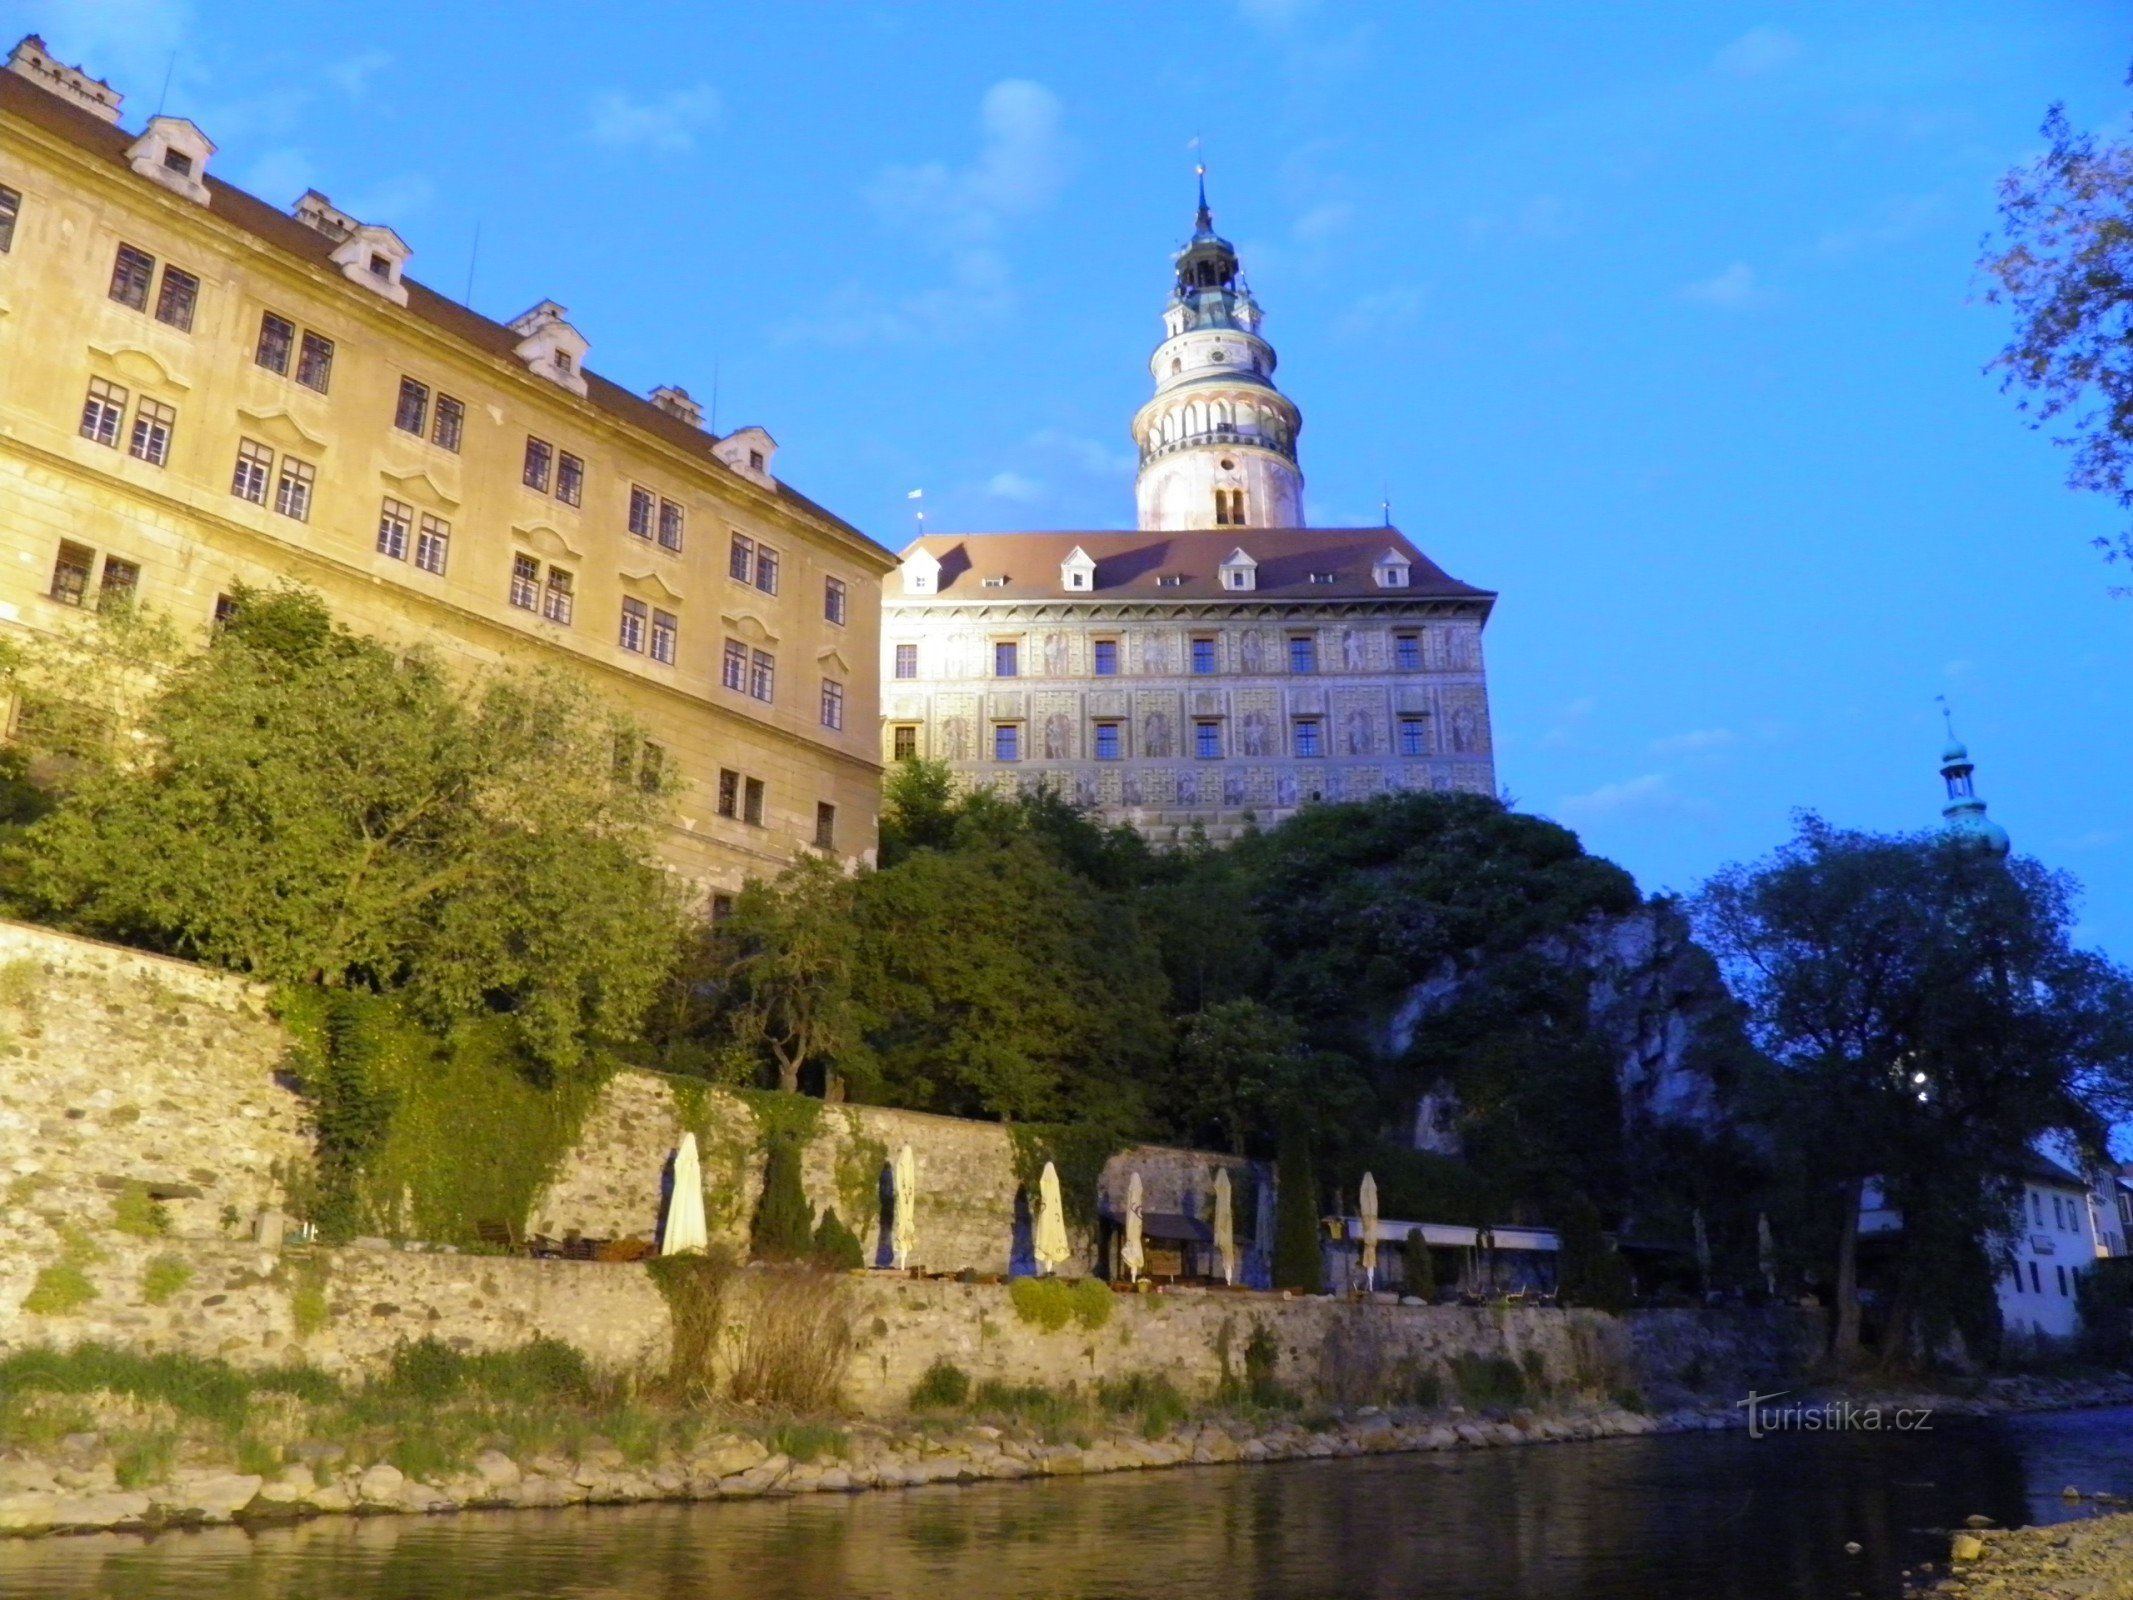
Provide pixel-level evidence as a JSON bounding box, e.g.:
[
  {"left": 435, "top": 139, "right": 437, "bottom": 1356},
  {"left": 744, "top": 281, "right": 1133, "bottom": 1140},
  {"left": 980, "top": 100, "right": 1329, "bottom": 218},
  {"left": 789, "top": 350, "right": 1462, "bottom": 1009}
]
[
  {"left": 126, "top": 116, "right": 214, "bottom": 206},
  {"left": 508, "top": 301, "right": 589, "bottom": 397},
  {"left": 1060, "top": 546, "right": 1096, "bottom": 593},
  {"left": 330, "top": 221, "right": 412, "bottom": 306},
  {"left": 650, "top": 385, "right": 703, "bottom": 428},
  {"left": 1218, "top": 546, "right": 1257, "bottom": 592},
  {"left": 901, "top": 547, "right": 942, "bottom": 596},
  {"left": 292, "top": 189, "right": 358, "bottom": 240},
  {"left": 714, "top": 425, "right": 777, "bottom": 487},
  {"left": 1373, "top": 548, "right": 1412, "bottom": 589}
]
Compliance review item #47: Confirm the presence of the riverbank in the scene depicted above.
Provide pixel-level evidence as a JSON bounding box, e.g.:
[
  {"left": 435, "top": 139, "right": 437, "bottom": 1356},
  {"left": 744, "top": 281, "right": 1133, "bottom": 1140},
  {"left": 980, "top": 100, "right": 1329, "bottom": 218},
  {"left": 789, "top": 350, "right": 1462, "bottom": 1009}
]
[
  {"left": 6, "top": 1345, "right": 2132, "bottom": 1542},
  {"left": 1920, "top": 1506, "right": 2133, "bottom": 1598}
]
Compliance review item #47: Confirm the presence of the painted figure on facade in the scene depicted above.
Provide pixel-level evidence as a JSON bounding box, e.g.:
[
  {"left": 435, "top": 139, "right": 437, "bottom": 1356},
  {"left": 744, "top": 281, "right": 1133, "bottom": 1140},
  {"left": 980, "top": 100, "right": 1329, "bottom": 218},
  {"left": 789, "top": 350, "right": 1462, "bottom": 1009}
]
[
  {"left": 1043, "top": 713, "right": 1071, "bottom": 761},
  {"left": 1178, "top": 769, "right": 1200, "bottom": 805},
  {"left": 1144, "top": 710, "right": 1173, "bottom": 758},
  {"left": 1240, "top": 711, "right": 1271, "bottom": 757},
  {"left": 1345, "top": 709, "right": 1373, "bottom": 756},
  {"left": 1043, "top": 632, "right": 1068, "bottom": 678},
  {"left": 1342, "top": 628, "right": 1366, "bottom": 671}
]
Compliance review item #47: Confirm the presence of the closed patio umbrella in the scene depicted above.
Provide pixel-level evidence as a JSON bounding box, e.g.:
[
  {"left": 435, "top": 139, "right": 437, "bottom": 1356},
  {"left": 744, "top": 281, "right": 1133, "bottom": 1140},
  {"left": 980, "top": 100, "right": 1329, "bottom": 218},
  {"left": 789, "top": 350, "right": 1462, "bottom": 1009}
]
[
  {"left": 661, "top": 1132, "right": 708, "bottom": 1256},
  {"left": 1122, "top": 1171, "right": 1146, "bottom": 1284},
  {"left": 1757, "top": 1212, "right": 1776, "bottom": 1297},
  {"left": 1359, "top": 1171, "right": 1379, "bottom": 1290},
  {"left": 1214, "top": 1168, "right": 1236, "bottom": 1286},
  {"left": 1034, "top": 1161, "right": 1070, "bottom": 1275},
  {"left": 893, "top": 1144, "right": 917, "bottom": 1271}
]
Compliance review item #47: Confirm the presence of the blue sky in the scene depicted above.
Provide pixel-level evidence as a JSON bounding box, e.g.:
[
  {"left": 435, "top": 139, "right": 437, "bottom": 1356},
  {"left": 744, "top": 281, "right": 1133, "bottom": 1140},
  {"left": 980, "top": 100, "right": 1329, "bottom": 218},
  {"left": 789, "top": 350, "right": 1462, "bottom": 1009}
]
[{"left": 19, "top": 1, "right": 2132, "bottom": 952}]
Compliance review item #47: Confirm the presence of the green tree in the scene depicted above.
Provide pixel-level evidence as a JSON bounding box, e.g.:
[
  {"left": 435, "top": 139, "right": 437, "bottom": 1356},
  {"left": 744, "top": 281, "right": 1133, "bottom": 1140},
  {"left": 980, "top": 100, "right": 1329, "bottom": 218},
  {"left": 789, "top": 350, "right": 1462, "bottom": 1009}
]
[
  {"left": 1980, "top": 82, "right": 2133, "bottom": 571},
  {"left": 752, "top": 1132, "right": 814, "bottom": 1262},
  {"left": 1272, "top": 1119, "right": 1324, "bottom": 1293},
  {"left": 1168, "top": 999, "right": 1312, "bottom": 1156},
  {"left": 7, "top": 587, "right": 680, "bottom": 1069},
  {"left": 705, "top": 854, "right": 860, "bottom": 1095},
  {"left": 1697, "top": 816, "right": 2133, "bottom": 1367},
  {"left": 810, "top": 1207, "right": 865, "bottom": 1270},
  {"left": 1555, "top": 1191, "right": 1631, "bottom": 1313},
  {"left": 1402, "top": 1226, "right": 1436, "bottom": 1301}
]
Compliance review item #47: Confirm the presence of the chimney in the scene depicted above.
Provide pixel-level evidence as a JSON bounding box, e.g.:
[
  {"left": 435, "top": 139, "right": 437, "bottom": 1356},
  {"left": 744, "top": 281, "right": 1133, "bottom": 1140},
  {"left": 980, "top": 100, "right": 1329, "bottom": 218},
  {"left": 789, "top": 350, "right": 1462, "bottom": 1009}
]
[
  {"left": 649, "top": 386, "right": 703, "bottom": 428},
  {"left": 7, "top": 34, "right": 123, "bottom": 123}
]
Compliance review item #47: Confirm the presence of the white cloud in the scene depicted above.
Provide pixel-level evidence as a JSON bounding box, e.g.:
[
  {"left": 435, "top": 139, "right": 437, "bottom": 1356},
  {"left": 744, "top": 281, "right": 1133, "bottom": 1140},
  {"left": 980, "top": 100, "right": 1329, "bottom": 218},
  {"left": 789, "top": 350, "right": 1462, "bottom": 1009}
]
[
  {"left": 327, "top": 50, "right": 392, "bottom": 101},
  {"left": 784, "top": 80, "right": 1070, "bottom": 345},
  {"left": 1554, "top": 773, "right": 1677, "bottom": 820},
  {"left": 1714, "top": 26, "right": 1803, "bottom": 77},
  {"left": 1465, "top": 194, "right": 1574, "bottom": 245},
  {"left": 1650, "top": 728, "right": 1738, "bottom": 754},
  {"left": 1028, "top": 429, "right": 1135, "bottom": 477},
  {"left": 587, "top": 86, "right": 722, "bottom": 154},
  {"left": 34, "top": 0, "right": 195, "bottom": 102},
  {"left": 1680, "top": 262, "right": 1772, "bottom": 310},
  {"left": 1333, "top": 285, "right": 1427, "bottom": 340},
  {"left": 985, "top": 471, "right": 1044, "bottom": 503},
  {"left": 1292, "top": 201, "right": 1353, "bottom": 244}
]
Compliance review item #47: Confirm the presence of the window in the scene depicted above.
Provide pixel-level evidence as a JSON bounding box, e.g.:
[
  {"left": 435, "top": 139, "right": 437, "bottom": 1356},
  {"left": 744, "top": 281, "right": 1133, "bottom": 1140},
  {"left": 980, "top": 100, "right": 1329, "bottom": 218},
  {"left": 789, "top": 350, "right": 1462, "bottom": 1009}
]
[
  {"left": 522, "top": 437, "right": 553, "bottom": 492},
  {"left": 717, "top": 769, "right": 739, "bottom": 818},
  {"left": 213, "top": 593, "right": 241, "bottom": 629},
  {"left": 753, "top": 543, "right": 778, "bottom": 593},
  {"left": 1195, "top": 720, "right": 1222, "bottom": 759},
  {"left": 109, "top": 244, "right": 155, "bottom": 310},
  {"left": 1192, "top": 637, "right": 1217, "bottom": 675},
  {"left": 994, "top": 724, "right": 1020, "bottom": 762},
  {"left": 722, "top": 639, "right": 747, "bottom": 692},
  {"left": 619, "top": 596, "right": 647, "bottom": 653},
  {"left": 163, "top": 148, "right": 194, "bottom": 178},
  {"left": 994, "top": 640, "right": 1019, "bottom": 678},
  {"left": 394, "top": 377, "right": 430, "bottom": 435},
  {"left": 1093, "top": 639, "right": 1119, "bottom": 677},
  {"left": 650, "top": 608, "right": 677, "bottom": 665},
  {"left": 255, "top": 312, "right": 295, "bottom": 375},
  {"left": 1307, "top": 571, "right": 1337, "bottom": 585},
  {"left": 2030, "top": 1261, "right": 2042, "bottom": 1294},
  {"left": 815, "top": 802, "right": 837, "bottom": 850},
  {"left": 1395, "top": 632, "right": 1422, "bottom": 671},
  {"left": 892, "top": 725, "right": 918, "bottom": 761},
  {"left": 0, "top": 185, "right": 18, "bottom": 252},
  {"left": 232, "top": 439, "right": 272, "bottom": 503},
  {"left": 556, "top": 451, "right": 585, "bottom": 508},
  {"left": 79, "top": 378, "right": 127, "bottom": 447},
  {"left": 542, "top": 566, "right": 574, "bottom": 625},
  {"left": 749, "top": 448, "right": 765, "bottom": 471},
  {"left": 2032, "top": 1191, "right": 2044, "bottom": 1226},
  {"left": 1293, "top": 717, "right": 1323, "bottom": 758},
  {"left": 296, "top": 331, "right": 334, "bottom": 393},
  {"left": 98, "top": 558, "right": 139, "bottom": 609},
  {"left": 1288, "top": 635, "right": 1318, "bottom": 674},
  {"left": 748, "top": 649, "right": 775, "bottom": 702},
  {"left": 1398, "top": 715, "right": 1428, "bottom": 757},
  {"left": 894, "top": 643, "right": 918, "bottom": 680},
  {"left": 154, "top": 266, "right": 198, "bottom": 331},
  {"left": 1213, "top": 487, "right": 1246, "bottom": 526},
  {"left": 129, "top": 397, "right": 175, "bottom": 466},
  {"left": 659, "top": 499, "right": 685, "bottom": 553},
  {"left": 743, "top": 777, "right": 765, "bottom": 826},
  {"left": 509, "top": 553, "right": 541, "bottom": 611},
  {"left": 274, "top": 456, "right": 315, "bottom": 522},
  {"left": 636, "top": 742, "right": 663, "bottom": 795},
  {"left": 2053, "top": 1195, "right": 2065, "bottom": 1230},
  {"left": 1094, "top": 722, "right": 1121, "bottom": 761},
  {"left": 728, "top": 533, "right": 754, "bottom": 582},
  {"left": 629, "top": 487, "right": 655, "bottom": 540},
  {"left": 824, "top": 576, "right": 848, "bottom": 626},
  {"left": 711, "top": 893, "right": 735, "bottom": 923},
  {"left": 377, "top": 497, "right": 412, "bottom": 561},
  {"left": 820, "top": 679, "right": 844, "bottom": 730},
  {"left": 49, "top": 541, "right": 94, "bottom": 606},
  {"left": 431, "top": 395, "right": 465, "bottom": 453},
  {"left": 2058, "top": 1265, "right": 2070, "bottom": 1297},
  {"left": 415, "top": 514, "right": 450, "bottom": 575},
  {"left": 1224, "top": 568, "right": 1251, "bottom": 590}
]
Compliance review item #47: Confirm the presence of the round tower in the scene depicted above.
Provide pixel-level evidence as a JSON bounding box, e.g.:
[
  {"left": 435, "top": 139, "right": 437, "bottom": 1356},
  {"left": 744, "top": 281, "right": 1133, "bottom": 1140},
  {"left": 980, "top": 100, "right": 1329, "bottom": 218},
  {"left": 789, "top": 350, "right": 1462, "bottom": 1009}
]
[
  {"left": 1131, "top": 173, "right": 1305, "bottom": 531},
  {"left": 1938, "top": 718, "right": 2011, "bottom": 860}
]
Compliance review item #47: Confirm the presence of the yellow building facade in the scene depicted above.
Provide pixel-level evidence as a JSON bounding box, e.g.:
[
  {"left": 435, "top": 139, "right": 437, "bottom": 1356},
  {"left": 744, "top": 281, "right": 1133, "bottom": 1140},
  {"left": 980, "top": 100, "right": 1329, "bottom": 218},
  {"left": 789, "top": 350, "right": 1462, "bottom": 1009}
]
[{"left": 0, "top": 37, "right": 894, "bottom": 894}]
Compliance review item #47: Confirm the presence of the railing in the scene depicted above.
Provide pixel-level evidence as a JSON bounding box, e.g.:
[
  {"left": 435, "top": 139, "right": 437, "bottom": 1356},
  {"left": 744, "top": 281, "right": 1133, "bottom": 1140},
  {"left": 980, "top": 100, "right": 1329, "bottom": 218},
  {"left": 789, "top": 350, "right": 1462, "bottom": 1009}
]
[{"left": 1138, "top": 426, "right": 1296, "bottom": 466}]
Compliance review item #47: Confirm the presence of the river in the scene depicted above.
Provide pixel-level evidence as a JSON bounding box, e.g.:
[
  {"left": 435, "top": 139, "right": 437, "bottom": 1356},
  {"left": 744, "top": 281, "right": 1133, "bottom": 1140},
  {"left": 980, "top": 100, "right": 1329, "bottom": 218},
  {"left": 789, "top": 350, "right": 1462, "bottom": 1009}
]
[{"left": 8, "top": 1407, "right": 2133, "bottom": 1600}]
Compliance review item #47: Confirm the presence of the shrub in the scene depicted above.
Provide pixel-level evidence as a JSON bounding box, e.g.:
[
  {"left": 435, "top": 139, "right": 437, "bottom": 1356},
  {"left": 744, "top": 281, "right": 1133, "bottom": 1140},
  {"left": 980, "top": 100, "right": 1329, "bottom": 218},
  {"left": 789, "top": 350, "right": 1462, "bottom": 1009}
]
[
  {"left": 141, "top": 1254, "right": 192, "bottom": 1305},
  {"left": 1556, "top": 1192, "right": 1632, "bottom": 1313},
  {"left": 379, "top": 1335, "right": 593, "bottom": 1405},
  {"left": 911, "top": 1358, "right": 971, "bottom": 1410},
  {"left": 1097, "top": 1372, "right": 1188, "bottom": 1438},
  {"left": 971, "top": 1380, "right": 1089, "bottom": 1442},
  {"left": 1451, "top": 1353, "right": 1527, "bottom": 1408},
  {"left": 1272, "top": 1121, "right": 1323, "bottom": 1293},
  {"left": 1403, "top": 1228, "right": 1435, "bottom": 1300},
  {"left": 728, "top": 1269, "right": 853, "bottom": 1412},
  {"left": 751, "top": 1133, "right": 814, "bottom": 1263},
  {"left": 769, "top": 1420, "right": 846, "bottom": 1463},
  {"left": 810, "top": 1207, "right": 865, "bottom": 1271},
  {"left": 648, "top": 1249, "right": 739, "bottom": 1395},
  {"left": 1010, "top": 1275, "right": 1073, "bottom": 1331},
  {"left": 112, "top": 1183, "right": 171, "bottom": 1239}
]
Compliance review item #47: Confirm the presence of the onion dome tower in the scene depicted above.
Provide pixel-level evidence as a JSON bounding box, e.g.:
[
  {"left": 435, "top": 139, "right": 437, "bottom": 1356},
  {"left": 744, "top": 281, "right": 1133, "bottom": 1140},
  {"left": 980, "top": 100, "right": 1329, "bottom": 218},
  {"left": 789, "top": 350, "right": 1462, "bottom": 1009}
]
[
  {"left": 1130, "top": 171, "right": 1305, "bottom": 531},
  {"left": 1938, "top": 712, "right": 2011, "bottom": 860}
]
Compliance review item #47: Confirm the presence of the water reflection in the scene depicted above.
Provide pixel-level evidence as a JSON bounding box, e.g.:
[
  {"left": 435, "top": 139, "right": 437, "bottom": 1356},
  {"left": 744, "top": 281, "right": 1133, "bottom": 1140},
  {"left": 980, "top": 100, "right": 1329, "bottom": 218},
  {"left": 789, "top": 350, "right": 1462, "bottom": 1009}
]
[{"left": 7, "top": 1409, "right": 2132, "bottom": 1600}]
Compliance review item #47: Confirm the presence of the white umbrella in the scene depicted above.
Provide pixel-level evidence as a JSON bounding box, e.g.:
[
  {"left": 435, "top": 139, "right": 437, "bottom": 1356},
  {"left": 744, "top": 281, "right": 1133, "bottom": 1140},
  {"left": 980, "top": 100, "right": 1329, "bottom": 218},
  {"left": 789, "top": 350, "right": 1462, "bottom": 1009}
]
[
  {"left": 1034, "top": 1160, "right": 1070, "bottom": 1275},
  {"left": 1757, "top": 1212, "right": 1777, "bottom": 1297},
  {"left": 892, "top": 1144, "right": 917, "bottom": 1271},
  {"left": 661, "top": 1132, "right": 708, "bottom": 1256},
  {"left": 1122, "top": 1171, "right": 1146, "bottom": 1284},
  {"left": 1214, "top": 1168, "right": 1236, "bottom": 1286},
  {"left": 1359, "top": 1172, "right": 1379, "bottom": 1290}
]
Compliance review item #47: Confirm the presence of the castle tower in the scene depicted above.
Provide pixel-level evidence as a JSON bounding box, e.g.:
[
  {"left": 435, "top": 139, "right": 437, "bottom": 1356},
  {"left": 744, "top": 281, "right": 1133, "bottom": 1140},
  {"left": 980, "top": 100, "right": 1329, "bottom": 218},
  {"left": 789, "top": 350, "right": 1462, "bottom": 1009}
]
[
  {"left": 1130, "top": 173, "right": 1305, "bottom": 531},
  {"left": 1938, "top": 714, "right": 2011, "bottom": 860}
]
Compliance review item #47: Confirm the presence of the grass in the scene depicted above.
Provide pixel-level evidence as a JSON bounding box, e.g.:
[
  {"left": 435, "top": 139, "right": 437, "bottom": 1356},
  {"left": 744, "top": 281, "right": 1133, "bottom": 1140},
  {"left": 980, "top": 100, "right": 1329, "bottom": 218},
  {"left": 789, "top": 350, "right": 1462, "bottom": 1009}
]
[
  {"left": 113, "top": 1184, "right": 171, "bottom": 1239},
  {"left": 1097, "top": 1372, "right": 1190, "bottom": 1439},
  {"left": 21, "top": 1264, "right": 96, "bottom": 1316},
  {"left": 141, "top": 1254, "right": 192, "bottom": 1306},
  {"left": 1451, "top": 1353, "right": 1528, "bottom": 1409}
]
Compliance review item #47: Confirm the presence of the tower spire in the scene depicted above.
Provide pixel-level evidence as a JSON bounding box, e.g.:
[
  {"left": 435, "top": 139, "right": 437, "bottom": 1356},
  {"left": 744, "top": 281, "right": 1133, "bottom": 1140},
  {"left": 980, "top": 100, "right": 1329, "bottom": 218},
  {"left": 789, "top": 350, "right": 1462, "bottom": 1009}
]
[
  {"left": 1195, "top": 162, "right": 1212, "bottom": 236},
  {"left": 1934, "top": 700, "right": 2011, "bottom": 859}
]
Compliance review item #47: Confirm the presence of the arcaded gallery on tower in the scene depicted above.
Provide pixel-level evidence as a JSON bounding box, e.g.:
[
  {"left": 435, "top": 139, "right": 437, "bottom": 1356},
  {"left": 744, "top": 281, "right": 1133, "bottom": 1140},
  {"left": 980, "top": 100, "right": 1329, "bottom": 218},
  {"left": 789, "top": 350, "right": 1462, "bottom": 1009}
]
[{"left": 880, "top": 182, "right": 1499, "bottom": 842}]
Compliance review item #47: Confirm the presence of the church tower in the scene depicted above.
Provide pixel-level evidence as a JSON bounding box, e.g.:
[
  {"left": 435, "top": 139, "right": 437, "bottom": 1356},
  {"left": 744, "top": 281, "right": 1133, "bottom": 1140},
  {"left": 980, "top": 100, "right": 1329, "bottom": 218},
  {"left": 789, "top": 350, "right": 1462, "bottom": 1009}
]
[
  {"left": 1938, "top": 715, "right": 2011, "bottom": 860},
  {"left": 1131, "top": 174, "right": 1305, "bottom": 531}
]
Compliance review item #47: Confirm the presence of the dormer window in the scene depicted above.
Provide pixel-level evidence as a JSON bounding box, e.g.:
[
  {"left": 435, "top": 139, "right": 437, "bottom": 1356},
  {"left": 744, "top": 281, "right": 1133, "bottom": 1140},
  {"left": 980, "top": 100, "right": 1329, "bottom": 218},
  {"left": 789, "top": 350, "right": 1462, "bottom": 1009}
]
[
  {"left": 902, "top": 548, "right": 941, "bottom": 596},
  {"left": 749, "top": 449, "right": 765, "bottom": 470},
  {"left": 125, "top": 116, "right": 215, "bottom": 206},
  {"left": 1060, "top": 545, "right": 1096, "bottom": 593},
  {"left": 368, "top": 252, "right": 391, "bottom": 278},
  {"left": 714, "top": 426, "right": 778, "bottom": 486},
  {"left": 330, "top": 220, "right": 413, "bottom": 306},
  {"left": 1308, "top": 571, "right": 1338, "bottom": 585},
  {"left": 1218, "top": 547, "right": 1257, "bottom": 592},
  {"left": 1374, "top": 549, "right": 1413, "bottom": 589},
  {"left": 162, "top": 148, "right": 193, "bottom": 177},
  {"left": 508, "top": 300, "right": 590, "bottom": 396}
]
